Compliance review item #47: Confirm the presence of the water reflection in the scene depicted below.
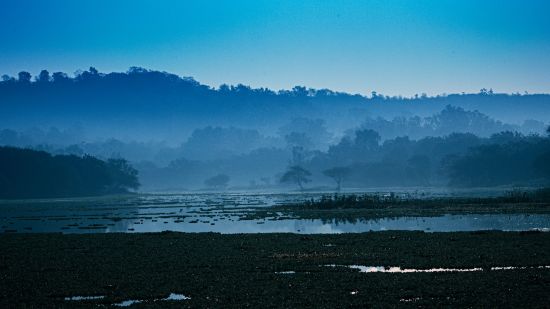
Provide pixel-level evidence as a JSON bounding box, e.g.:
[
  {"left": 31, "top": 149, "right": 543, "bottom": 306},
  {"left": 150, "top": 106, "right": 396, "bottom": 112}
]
[
  {"left": 65, "top": 295, "right": 105, "bottom": 301},
  {"left": 118, "top": 214, "right": 550, "bottom": 234},
  {"left": 326, "top": 264, "right": 550, "bottom": 273},
  {"left": 1, "top": 193, "right": 549, "bottom": 234},
  {"left": 63, "top": 293, "right": 190, "bottom": 306}
]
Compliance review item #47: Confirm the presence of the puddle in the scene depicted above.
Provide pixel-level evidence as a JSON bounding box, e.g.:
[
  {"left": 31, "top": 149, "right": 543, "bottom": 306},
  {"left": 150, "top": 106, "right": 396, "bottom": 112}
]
[
  {"left": 65, "top": 293, "right": 190, "bottom": 306},
  {"left": 275, "top": 271, "right": 296, "bottom": 274},
  {"left": 491, "top": 265, "right": 550, "bottom": 271},
  {"left": 114, "top": 299, "right": 141, "bottom": 307},
  {"left": 164, "top": 293, "right": 191, "bottom": 301},
  {"left": 326, "top": 265, "right": 550, "bottom": 273},
  {"left": 113, "top": 293, "right": 190, "bottom": 306},
  {"left": 64, "top": 295, "right": 105, "bottom": 301}
]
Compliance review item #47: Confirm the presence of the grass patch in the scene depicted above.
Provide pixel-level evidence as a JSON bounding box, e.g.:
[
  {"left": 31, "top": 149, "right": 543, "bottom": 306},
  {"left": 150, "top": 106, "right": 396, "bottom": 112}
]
[{"left": 249, "top": 190, "right": 550, "bottom": 221}]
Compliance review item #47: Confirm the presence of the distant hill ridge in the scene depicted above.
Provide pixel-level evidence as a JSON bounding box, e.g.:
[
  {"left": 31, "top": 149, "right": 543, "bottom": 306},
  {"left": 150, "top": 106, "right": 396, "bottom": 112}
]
[{"left": 1, "top": 67, "right": 549, "bottom": 138}]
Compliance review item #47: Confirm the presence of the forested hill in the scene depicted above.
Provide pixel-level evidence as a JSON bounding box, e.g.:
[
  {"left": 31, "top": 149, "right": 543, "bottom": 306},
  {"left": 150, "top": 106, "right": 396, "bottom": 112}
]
[
  {"left": 1, "top": 67, "right": 549, "bottom": 132},
  {"left": 0, "top": 147, "right": 139, "bottom": 199}
]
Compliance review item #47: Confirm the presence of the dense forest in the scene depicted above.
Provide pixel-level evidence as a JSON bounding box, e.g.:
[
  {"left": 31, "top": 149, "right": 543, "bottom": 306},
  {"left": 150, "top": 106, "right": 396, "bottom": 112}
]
[
  {"left": 1, "top": 68, "right": 549, "bottom": 193},
  {"left": 1, "top": 67, "right": 549, "bottom": 142},
  {"left": 132, "top": 129, "right": 550, "bottom": 191},
  {"left": 306, "top": 129, "right": 550, "bottom": 189},
  {"left": 0, "top": 147, "right": 139, "bottom": 199},
  {"left": 1, "top": 116, "right": 549, "bottom": 192}
]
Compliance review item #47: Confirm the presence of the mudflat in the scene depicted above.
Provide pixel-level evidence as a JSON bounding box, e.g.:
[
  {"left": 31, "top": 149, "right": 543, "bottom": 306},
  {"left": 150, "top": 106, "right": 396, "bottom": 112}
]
[{"left": 1, "top": 231, "right": 550, "bottom": 308}]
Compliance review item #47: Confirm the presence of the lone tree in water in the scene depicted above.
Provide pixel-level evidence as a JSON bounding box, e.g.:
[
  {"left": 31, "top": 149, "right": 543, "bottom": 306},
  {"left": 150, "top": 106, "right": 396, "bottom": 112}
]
[
  {"left": 280, "top": 165, "right": 312, "bottom": 192},
  {"left": 323, "top": 166, "right": 351, "bottom": 192},
  {"left": 204, "top": 174, "right": 230, "bottom": 190}
]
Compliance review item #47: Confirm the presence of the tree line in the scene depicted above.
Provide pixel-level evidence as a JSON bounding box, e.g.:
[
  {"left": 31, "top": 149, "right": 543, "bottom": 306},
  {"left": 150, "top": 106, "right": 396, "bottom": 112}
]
[
  {"left": 279, "top": 128, "right": 550, "bottom": 191},
  {"left": 0, "top": 147, "right": 139, "bottom": 199},
  {"left": 1, "top": 67, "right": 549, "bottom": 132}
]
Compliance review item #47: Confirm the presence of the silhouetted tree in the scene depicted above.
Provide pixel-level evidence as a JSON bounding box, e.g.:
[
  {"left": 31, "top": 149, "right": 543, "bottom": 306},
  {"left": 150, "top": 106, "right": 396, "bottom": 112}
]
[
  {"left": 444, "top": 136, "right": 550, "bottom": 187},
  {"left": 17, "top": 71, "right": 31, "bottom": 83},
  {"left": 37, "top": 70, "right": 50, "bottom": 83},
  {"left": 280, "top": 166, "right": 311, "bottom": 191},
  {"left": 106, "top": 158, "right": 140, "bottom": 192},
  {"left": 354, "top": 129, "right": 381, "bottom": 152},
  {"left": 52, "top": 72, "right": 69, "bottom": 82},
  {"left": 323, "top": 166, "right": 351, "bottom": 192},
  {"left": 0, "top": 147, "right": 140, "bottom": 199}
]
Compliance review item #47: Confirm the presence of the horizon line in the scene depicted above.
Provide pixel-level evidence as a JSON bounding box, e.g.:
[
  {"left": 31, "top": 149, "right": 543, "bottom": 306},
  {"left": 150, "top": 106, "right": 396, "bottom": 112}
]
[{"left": 2, "top": 66, "right": 550, "bottom": 99}]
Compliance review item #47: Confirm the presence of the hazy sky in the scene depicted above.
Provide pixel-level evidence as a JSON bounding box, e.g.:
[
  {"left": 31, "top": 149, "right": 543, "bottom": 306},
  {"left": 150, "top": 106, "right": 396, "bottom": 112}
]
[{"left": 1, "top": 0, "right": 549, "bottom": 96}]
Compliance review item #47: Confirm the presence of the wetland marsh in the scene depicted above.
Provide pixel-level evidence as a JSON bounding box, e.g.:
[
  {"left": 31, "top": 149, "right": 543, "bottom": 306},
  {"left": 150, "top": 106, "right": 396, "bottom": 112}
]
[
  {"left": 2, "top": 191, "right": 550, "bottom": 307},
  {"left": 1, "top": 192, "right": 550, "bottom": 234}
]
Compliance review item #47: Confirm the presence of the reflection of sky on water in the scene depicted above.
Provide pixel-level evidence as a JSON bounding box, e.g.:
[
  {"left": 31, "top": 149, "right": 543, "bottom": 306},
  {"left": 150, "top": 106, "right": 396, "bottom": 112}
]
[
  {"left": 1, "top": 193, "right": 550, "bottom": 234},
  {"left": 117, "top": 214, "right": 550, "bottom": 234},
  {"left": 325, "top": 265, "right": 550, "bottom": 273}
]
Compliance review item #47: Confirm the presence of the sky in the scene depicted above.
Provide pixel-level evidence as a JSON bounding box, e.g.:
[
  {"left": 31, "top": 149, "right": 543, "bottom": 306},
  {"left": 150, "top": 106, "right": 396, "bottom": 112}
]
[{"left": 1, "top": 0, "right": 550, "bottom": 96}]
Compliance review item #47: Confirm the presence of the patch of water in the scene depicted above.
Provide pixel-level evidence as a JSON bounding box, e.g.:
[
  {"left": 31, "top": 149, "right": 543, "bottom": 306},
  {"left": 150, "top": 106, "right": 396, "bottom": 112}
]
[
  {"left": 114, "top": 299, "right": 141, "bottom": 307},
  {"left": 64, "top": 295, "right": 105, "bottom": 301},
  {"left": 2, "top": 193, "right": 550, "bottom": 234},
  {"left": 275, "top": 271, "right": 296, "bottom": 274},
  {"left": 113, "top": 293, "right": 191, "bottom": 306},
  {"left": 164, "top": 293, "right": 190, "bottom": 301},
  {"left": 326, "top": 264, "right": 550, "bottom": 273},
  {"left": 64, "top": 292, "right": 190, "bottom": 306}
]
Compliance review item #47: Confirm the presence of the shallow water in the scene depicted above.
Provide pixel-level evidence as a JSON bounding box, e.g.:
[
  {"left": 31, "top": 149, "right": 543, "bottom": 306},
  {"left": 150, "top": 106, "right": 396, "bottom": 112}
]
[
  {"left": 1, "top": 193, "right": 549, "bottom": 234},
  {"left": 64, "top": 295, "right": 105, "bottom": 301},
  {"left": 63, "top": 293, "right": 190, "bottom": 306},
  {"left": 326, "top": 264, "right": 550, "bottom": 273}
]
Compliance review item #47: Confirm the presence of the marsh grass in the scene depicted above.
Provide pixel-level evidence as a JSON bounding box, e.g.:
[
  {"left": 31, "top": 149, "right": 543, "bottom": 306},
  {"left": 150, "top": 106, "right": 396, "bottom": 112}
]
[{"left": 249, "top": 189, "right": 550, "bottom": 221}]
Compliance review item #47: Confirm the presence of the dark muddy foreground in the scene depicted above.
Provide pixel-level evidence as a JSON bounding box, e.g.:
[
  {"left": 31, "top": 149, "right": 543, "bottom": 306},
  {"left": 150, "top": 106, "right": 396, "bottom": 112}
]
[{"left": 1, "top": 231, "right": 550, "bottom": 308}]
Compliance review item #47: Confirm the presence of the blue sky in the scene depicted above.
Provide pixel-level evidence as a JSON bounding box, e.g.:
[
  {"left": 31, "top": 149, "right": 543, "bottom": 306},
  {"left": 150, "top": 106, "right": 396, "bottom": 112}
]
[{"left": 1, "top": 0, "right": 549, "bottom": 95}]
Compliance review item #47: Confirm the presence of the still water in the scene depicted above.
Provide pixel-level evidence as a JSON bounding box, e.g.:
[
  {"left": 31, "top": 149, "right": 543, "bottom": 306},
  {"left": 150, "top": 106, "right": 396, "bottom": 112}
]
[{"left": 1, "top": 193, "right": 549, "bottom": 234}]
